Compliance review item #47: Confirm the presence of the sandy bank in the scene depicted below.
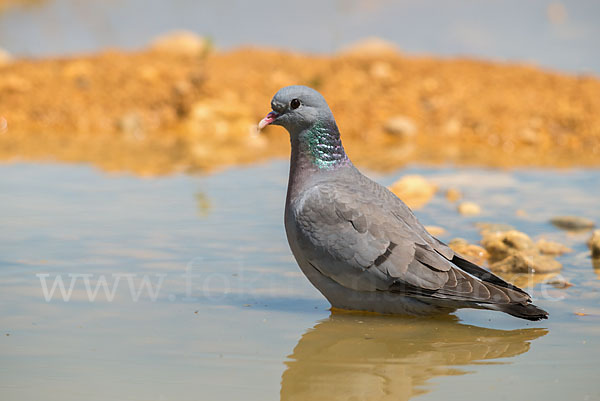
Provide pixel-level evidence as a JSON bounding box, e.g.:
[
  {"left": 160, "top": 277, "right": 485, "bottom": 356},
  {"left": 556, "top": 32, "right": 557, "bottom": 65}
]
[{"left": 1, "top": 45, "right": 599, "bottom": 175}]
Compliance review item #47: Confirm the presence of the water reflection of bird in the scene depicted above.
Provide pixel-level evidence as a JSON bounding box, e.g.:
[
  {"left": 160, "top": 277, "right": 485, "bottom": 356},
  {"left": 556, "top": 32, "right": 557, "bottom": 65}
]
[{"left": 281, "top": 314, "right": 546, "bottom": 401}]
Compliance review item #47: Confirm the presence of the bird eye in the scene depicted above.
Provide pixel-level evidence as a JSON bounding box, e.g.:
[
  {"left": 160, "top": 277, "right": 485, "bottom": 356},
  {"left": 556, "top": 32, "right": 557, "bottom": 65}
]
[{"left": 290, "top": 98, "right": 301, "bottom": 110}]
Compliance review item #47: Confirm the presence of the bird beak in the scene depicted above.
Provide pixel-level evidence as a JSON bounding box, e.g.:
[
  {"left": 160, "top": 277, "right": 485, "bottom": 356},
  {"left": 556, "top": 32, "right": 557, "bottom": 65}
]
[{"left": 258, "top": 111, "right": 279, "bottom": 130}]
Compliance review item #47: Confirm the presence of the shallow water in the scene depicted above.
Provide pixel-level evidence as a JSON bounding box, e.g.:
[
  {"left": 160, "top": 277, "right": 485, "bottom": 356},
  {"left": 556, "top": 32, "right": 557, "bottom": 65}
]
[{"left": 1, "top": 161, "right": 599, "bottom": 400}]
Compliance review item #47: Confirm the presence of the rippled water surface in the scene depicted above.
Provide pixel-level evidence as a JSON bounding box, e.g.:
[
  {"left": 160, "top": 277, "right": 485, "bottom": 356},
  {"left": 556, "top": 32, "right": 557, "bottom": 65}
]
[{"left": 1, "top": 161, "right": 599, "bottom": 400}]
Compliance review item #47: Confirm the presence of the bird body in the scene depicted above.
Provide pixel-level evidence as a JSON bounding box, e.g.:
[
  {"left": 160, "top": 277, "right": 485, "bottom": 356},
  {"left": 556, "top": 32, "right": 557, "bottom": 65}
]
[{"left": 260, "top": 85, "right": 548, "bottom": 321}]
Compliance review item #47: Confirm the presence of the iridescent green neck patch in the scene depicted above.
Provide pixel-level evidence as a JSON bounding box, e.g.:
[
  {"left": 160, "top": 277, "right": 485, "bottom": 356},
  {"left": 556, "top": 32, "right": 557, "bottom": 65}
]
[{"left": 301, "top": 121, "right": 349, "bottom": 169}]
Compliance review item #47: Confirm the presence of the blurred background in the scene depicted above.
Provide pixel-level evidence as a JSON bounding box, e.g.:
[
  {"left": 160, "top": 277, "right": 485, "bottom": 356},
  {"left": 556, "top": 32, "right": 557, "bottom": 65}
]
[
  {"left": 1, "top": 0, "right": 599, "bottom": 175},
  {"left": 1, "top": 0, "right": 600, "bottom": 73},
  {"left": 1, "top": 2, "right": 600, "bottom": 401}
]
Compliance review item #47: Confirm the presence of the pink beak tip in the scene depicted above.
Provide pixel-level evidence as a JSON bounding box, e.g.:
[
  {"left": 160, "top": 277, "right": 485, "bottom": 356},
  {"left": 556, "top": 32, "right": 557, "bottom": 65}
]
[{"left": 258, "top": 111, "right": 279, "bottom": 131}]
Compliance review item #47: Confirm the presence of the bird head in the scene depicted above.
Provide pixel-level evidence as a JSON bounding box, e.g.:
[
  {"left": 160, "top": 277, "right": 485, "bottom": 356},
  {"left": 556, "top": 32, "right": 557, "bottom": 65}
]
[{"left": 258, "top": 85, "right": 334, "bottom": 134}]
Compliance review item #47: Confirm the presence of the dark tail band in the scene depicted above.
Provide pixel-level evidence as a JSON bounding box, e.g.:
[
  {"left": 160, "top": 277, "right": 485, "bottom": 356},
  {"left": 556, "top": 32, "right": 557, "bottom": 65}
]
[{"left": 492, "top": 302, "right": 549, "bottom": 321}]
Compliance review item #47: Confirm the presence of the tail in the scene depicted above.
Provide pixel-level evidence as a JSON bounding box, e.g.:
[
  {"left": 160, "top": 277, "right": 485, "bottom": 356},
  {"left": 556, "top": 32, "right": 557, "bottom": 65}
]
[
  {"left": 489, "top": 302, "right": 549, "bottom": 321},
  {"left": 450, "top": 254, "right": 549, "bottom": 321}
]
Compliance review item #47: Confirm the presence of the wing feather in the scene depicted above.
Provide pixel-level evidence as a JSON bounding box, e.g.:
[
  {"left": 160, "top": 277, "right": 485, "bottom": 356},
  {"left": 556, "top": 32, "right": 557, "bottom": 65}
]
[{"left": 293, "top": 178, "right": 530, "bottom": 306}]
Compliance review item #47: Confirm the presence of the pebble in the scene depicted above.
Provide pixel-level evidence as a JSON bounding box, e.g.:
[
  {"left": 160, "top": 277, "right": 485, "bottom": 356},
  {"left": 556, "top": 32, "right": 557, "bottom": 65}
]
[
  {"left": 0, "top": 116, "right": 7, "bottom": 134},
  {"left": 424, "top": 225, "right": 446, "bottom": 236},
  {"left": 2, "top": 74, "right": 31, "bottom": 93},
  {"left": 149, "top": 30, "right": 211, "bottom": 56},
  {"left": 489, "top": 252, "right": 562, "bottom": 274},
  {"left": 588, "top": 229, "right": 600, "bottom": 258},
  {"left": 475, "top": 222, "right": 514, "bottom": 234},
  {"left": 138, "top": 65, "right": 160, "bottom": 83},
  {"left": 445, "top": 188, "right": 462, "bottom": 202},
  {"left": 481, "top": 230, "right": 562, "bottom": 273},
  {"left": 550, "top": 216, "right": 595, "bottom": 231},
  {"left": 62, "top": 60, "right": 92, "bottom": 80},
  {"left": 519, "top": 128, "right": 539, "bottom": 145},
  {"left": 116, "top": 113, "right": 144, "bottom": 139},
  {"left": 383, "top": 116, "right": 417, "bottom": 138},
  {"left": 482, "top": 230, "right": 535, "bottom": 262},
  {"left": 388, "top": 175, "right": 437, "bottom": 210},
  {"left": 536, "top": 239, "right": 572, "bottom": 255},
  {"left": 515, "top": 209, "right": 528, "bottom": 217},
  {"left": 448, "top": 238, "right": 489, "bottom": 266},
  {"left": 369, "top": 61, "right": 392, "bottom": 79},
  {"left": 458, "top": 201, "right": 481, "bottom": 216},
  {"left": 338, "top": 37, "right": 401, "bottom": 56},
  {"left": 0, "top": 48, "right": 12, "bottom": 65},
  {"left": 545, "top": 276, "right": 573, "bottom": 289}
]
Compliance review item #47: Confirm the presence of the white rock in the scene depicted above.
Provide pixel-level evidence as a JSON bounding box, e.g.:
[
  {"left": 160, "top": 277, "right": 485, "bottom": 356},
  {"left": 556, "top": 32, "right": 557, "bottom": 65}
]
[
  {"left": 150, "top": 30, "right": 210, "bottom": 56},
  {"left": 458, "top": 201, "right": 481, "bottom": 216},
  {"left": 338, "top": 37, "right": 400, "bottom": 57},
  {"left": 0, "top": 48, "right": 12, "bottom": 65},
  {"left": 388, "top": 175, "right": 437, "bottom": 210},
  {"left": 424, "top": 225, "right": 446, "bottom": 236},
  {"left": 383, "top": 116, "right": 417, "bottom": 138}
]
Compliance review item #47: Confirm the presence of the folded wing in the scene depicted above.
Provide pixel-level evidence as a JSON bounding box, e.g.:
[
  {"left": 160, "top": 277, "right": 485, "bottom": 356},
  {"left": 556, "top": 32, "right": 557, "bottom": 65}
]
[{"left": 294, "top": 181, "right": 531, "bottom": 307}]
